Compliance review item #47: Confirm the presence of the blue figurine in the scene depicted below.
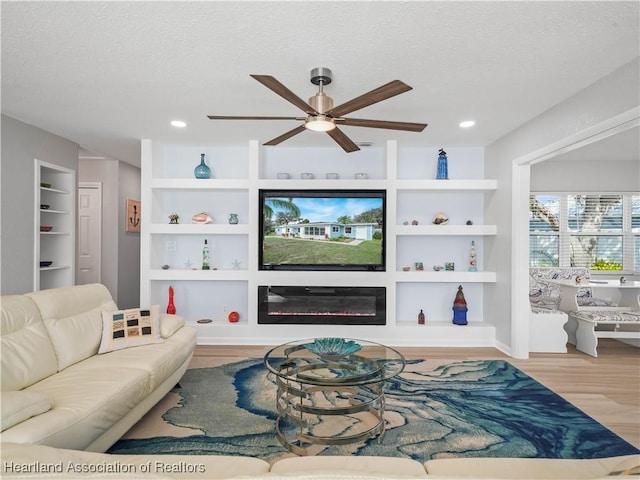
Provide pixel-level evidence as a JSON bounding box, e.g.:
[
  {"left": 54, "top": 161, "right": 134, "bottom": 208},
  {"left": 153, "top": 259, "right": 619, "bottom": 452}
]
[
  {"left": 452, "top": 285, "right": 468, "bottom": 325},
  {"left": 436, "top": 148, "right": 448, "bottom": 180}
]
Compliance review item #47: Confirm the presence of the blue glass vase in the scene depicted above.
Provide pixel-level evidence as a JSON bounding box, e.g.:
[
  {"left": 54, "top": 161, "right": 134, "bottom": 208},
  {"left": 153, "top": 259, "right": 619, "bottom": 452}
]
[{"left": 194, "top": 153, "right": 211, "bottom": 179}]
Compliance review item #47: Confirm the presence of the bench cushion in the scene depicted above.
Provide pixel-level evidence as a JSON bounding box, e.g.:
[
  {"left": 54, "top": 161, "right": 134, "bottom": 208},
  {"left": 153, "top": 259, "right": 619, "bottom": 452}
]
[{"left": 571, "top": 310, "right": 640, "bottom": 324}]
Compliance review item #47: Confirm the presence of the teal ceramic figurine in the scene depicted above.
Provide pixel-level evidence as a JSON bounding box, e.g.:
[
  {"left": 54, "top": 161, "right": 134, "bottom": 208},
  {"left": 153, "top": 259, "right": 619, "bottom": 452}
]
[
  {"left": 194, "top": 153, "right": 211, "bottom": 179},
  {"left": 452, "top": 285, "right": 468, "bottom": 325}
]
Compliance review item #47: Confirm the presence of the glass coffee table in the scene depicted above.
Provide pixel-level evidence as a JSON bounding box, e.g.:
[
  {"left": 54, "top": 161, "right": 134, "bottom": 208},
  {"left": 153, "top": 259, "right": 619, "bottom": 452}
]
[{"left": 264, "top": 337, "right": 405, "bottom": 455}]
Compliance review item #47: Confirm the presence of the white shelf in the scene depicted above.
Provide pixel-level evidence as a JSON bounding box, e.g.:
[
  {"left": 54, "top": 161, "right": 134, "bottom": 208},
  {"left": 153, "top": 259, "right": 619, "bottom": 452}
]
[
  {"left": 257, "top": 179, "right": 389, "bottom": 190},
  {"left": 151, "top": 178, "right": 248, "bottom": 190},
  {"left": 141, "top": 139, "right": 498, "bottom": 346},
  {"left": 149, "top": 269, "right": 249, "bottom": 281},
  {"left": 149, "top": 224, "right": 250, "bottom": 235},
  {"left": 40, "top": 209, "right": 70, "bottom": 215},
  {"left": 396, "top": 179, "right": 497, "bottom": 191},
  {"left": 395, "top": 225, "right": 497, "bottom": 235},
  {"left": 395, "top": 271, "right": 496, "bottom": 282},
  {"left": 40, "top": 265, "right": 71, "bottom": 272},
  {"left": 40, "top": 186, "right": 70, "bottom": 195}
]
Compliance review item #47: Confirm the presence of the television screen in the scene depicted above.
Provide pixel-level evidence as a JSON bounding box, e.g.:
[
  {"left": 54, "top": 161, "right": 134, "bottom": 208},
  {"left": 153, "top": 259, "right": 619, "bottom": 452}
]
[{"left": 259, "top": 189, "right": 386, "bottom": 271}]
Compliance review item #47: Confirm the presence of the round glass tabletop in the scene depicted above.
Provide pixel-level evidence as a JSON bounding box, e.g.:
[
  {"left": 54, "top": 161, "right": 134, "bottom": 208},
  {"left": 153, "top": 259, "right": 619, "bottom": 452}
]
[{"left": 264, "top": 337, "right": 406, "bottom": 386}]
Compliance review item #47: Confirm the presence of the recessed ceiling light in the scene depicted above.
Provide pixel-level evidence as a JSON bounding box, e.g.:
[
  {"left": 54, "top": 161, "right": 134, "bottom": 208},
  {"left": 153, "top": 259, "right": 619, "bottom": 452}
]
[
  {"left": 459, "top": 120, "right": 476, "bottom": 128},
  {"left": 171, "top": 120, "right": 187, "bottom": 128}
]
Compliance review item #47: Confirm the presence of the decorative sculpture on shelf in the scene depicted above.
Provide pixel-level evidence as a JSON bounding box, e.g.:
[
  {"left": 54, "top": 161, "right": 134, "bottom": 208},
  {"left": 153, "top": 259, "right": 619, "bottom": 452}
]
[
  {"left": 432, "top": 212, "right": 449, "bottom": 225},
  {"left": 468, "top": 240, "right": 478, "bottom": 272},
  {"left": 168, "top": 213, "right": 179, "bottom": 224},
  {"left": 436, "top": 148, "right": 448, "bottom": 180},
  {"left": 202, "top": 239, "right": 210, "bottom": 270},
  {"left": 192, "top": 212, "right": 213, "bottom": 224},
  {"left": 452, "top": 285, "right": 468, "bottom": 325},
  {"left": 166, "top": 286, "right": 176, "bottom": 314},
  {"left": 228, "top": 213, "right": 239, "bottom": 224}
]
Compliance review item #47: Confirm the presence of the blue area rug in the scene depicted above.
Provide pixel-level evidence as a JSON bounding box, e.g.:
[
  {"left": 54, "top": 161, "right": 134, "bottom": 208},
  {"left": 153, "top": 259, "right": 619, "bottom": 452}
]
[{"left": 108, "top": 359, "right": 638, "bottom": 463}]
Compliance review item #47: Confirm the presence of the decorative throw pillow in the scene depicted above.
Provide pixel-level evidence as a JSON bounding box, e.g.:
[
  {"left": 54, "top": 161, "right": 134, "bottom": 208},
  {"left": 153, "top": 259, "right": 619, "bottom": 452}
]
[
  {"left": 160, "top": 313, "right": 185, "bottom": 339},
  {"left": 98, "top": 305, "right": 163, "bottom": 354},
  {"left": 1, "top": 391, "right": 52, "bottom": 431}
]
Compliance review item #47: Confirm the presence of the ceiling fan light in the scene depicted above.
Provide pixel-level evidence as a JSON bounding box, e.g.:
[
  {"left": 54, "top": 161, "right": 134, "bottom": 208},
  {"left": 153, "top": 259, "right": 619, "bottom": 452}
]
[{"left": 305, "top": 115, "right": 336, "bottom": 132}]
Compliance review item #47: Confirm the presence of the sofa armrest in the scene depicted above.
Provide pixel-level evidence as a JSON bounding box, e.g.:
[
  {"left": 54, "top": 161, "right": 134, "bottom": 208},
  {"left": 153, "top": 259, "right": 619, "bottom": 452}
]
[{"left": 159, "top": 313, "right": 185, "bottom": 338}]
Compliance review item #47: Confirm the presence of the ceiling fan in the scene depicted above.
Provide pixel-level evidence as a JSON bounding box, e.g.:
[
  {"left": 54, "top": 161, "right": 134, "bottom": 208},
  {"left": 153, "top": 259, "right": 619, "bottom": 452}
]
[{"left": 207, "top": 67, "right": 428, "bottom": 153}]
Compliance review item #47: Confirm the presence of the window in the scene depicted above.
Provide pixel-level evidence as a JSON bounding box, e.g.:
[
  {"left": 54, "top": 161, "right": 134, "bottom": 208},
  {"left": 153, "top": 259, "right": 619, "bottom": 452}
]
[
  {"left": 529, "top": 193, "right": 639, "bottom": 272},
  {"left": 304, "top": 226, "right": 325, "bottom": 236}
]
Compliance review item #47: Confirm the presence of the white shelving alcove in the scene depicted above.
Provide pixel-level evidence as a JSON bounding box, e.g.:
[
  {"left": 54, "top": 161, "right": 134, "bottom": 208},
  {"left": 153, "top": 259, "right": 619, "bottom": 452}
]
[
  {"left": 34, "top": 159, "right": 76, "bottom": 291},
  {"left": 141, "top": 140, "right": 497, "bottom": 346}
]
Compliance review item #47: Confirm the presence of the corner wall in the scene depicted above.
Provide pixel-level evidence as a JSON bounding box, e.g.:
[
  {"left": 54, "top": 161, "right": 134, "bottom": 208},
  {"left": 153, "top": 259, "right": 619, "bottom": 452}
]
[
  {"left": 78, "top": 158, "right": 141, "bottom": 308},
  {"left": 0, "top": 115, "right": 79, "bottom": 294},
  {"left": 485, "top": 57, "right": 640, "bottom": 357}
]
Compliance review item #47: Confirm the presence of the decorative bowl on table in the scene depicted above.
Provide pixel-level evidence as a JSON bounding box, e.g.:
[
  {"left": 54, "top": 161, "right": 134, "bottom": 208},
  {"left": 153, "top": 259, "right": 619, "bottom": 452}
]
[
  {"left": 306, "top": 338, "right": 362, "bottom": 357},
  {"left": 40, "top": 226, "right": 53, "bottom": 232},
  {"left": 40, "top": 261, "right": 53, "bottom": 267}
]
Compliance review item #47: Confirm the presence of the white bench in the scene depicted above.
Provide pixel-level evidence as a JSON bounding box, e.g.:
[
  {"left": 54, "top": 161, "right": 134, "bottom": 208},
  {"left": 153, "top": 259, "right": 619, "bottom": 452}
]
[
  {"left": 528, "top": 267, "right": 613, "bottom": 354},
  {"left": 567, "top": 310, "right": 640, "bottom": 357},
  {"left": 529, "top": 306, "right": 568, "bottom": 353}
]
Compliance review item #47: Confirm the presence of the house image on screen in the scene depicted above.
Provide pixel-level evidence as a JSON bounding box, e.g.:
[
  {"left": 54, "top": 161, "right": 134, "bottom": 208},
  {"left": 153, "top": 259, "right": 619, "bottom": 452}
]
[{"left": 274, "top": 222, "right": 377, "bottom": 241}]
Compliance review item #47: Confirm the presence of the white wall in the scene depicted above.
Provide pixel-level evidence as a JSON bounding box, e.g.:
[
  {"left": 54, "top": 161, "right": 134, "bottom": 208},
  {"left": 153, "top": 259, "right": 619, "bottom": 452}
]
[
  {"left": 1, "top": 115, "right": 79, "bottom": 294},
  {"left": 78, "top": 158, "right": 141, "bottom": 308},
  {"left": 531, "top": 159, "right": 639, "bottom": 192},
  {"left": 485, "top": 57, "right": 640, "bottom": 357},
  {"left": 117, "top": 161, "right": 141, "bottom": 308}
]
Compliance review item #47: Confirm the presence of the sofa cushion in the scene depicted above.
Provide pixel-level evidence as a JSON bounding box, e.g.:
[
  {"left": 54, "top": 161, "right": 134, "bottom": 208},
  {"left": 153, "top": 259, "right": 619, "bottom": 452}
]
[
  {"left": 0, "top": 364, "right": 151, "bottom": 450},
  {"left": 83, "top": 326, "right": 196, "bottom": 392},
  {"left": 160, "top": 313, "right": 185, "bottom": 339},
  {"left": 271, "top": 456, "right": 429, "bottom": 478},
  {"left": 99, "top": 305, "right": 163, "bottom": 354},
  {"left": 0, "top": 295, "right": 58, "bottom": 391},
  {"left": 28, "top": 284, "right": 118, "bottom": 371},
  {"left": 1, "top": 442, "right": 271, "bottom": 479},
  {"left": 424, "top": 454, "right": 640, "bottom": 479},
  {"left": 0, "top": 391, "right": 52, "bottom": 431}
]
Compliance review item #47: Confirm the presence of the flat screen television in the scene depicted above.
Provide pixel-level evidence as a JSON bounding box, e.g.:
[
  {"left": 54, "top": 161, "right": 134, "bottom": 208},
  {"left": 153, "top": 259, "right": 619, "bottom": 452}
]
[{"left": 259, "top": 189, "right": 386, "bottom": 271}]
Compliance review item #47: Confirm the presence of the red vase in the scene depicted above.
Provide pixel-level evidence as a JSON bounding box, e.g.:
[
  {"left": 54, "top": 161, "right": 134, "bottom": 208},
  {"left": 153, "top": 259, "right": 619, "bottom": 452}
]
[{"left": 167, "top": 286, "right": 176, "bottom": 314}]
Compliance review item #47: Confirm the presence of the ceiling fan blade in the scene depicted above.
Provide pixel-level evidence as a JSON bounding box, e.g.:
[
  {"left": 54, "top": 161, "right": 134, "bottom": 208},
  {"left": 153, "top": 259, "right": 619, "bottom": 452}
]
[
  {"left": 250, "top": 75, "right": 317, "bottom": 115},
  {"left": 338, "top": 118, "right": 428, "bottom": 132},
  {"left": 326, "top": 80, "right": 413, "bottom": 118},
  {"left": 327, "top": 127, "right": 360, "bottom": 153},
  {"left": 208, "top": 115, "right": 304, "bottom": 121},
  {"left": 263, "top": 125, "right": 307, "bottom": 146}
]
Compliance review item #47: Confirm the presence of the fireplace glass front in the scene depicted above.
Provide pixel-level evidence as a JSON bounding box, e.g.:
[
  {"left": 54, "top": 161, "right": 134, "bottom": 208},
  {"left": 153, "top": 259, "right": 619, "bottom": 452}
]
[{"left": 258, "top": 286, "right": 386, "bottom": 325}]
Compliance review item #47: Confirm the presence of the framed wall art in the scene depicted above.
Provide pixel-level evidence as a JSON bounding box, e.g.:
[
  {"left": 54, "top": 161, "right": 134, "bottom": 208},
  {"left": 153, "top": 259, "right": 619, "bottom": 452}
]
[{"left": 126, "top": 198, "right": 141, "bottom": 233}]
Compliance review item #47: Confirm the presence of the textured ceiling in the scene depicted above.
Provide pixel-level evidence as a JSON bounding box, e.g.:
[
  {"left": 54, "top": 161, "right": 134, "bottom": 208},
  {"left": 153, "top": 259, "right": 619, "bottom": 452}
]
[{"left": 2, "top": 1, "right": 639, "bottom": 166}]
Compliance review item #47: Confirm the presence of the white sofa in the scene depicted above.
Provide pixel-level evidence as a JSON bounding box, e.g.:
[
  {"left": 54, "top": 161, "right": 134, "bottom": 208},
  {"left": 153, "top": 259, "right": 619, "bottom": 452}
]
[
  {"left": 1, "top": 442, "right": 638, "bottom": 479},
  {"left": 0, "top": 283, "right": 197, "bottom": 453}
]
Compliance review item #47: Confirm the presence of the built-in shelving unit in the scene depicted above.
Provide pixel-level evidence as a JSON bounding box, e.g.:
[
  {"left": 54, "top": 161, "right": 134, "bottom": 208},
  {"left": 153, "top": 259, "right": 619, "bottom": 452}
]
[
  {"left": 140, "top": 140, "right": 497, "bottom": 346},
  {"left": 34, "top": 159, "right": 75, "bottom": 291}
]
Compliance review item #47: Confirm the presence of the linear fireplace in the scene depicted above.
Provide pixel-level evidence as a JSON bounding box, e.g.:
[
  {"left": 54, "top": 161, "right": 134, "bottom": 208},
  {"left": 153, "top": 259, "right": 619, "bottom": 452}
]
[{"left": 258, "top": 286, "right": 386, "bottom": 325}]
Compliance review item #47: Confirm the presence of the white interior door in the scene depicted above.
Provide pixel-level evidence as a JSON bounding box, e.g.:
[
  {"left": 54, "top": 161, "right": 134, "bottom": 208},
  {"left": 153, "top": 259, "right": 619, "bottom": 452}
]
[{"left": 77, "top": 183, "right": 102, "bottom": 285}]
